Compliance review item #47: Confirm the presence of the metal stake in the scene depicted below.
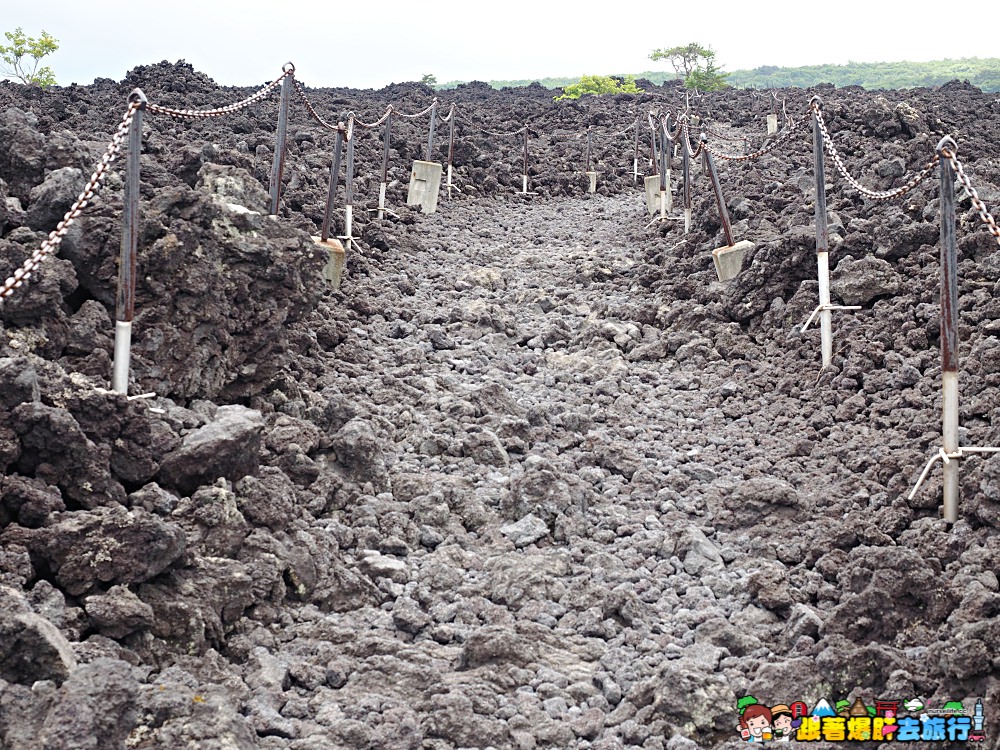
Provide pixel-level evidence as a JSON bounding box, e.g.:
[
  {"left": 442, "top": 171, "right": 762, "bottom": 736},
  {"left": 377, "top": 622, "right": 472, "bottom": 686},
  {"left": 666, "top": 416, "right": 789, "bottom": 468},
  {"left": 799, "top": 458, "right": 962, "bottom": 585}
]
[
  {"left": 701, "top": 134, "right": 735, "bottom": 247},
  {"left": 425, "top": 99, "right": 437, "bottom": 162},
  {"left": 812, "top": 97, "right": 834, "bottom": 368},
  {"left": 378, "top": 109, "right": 392, "bottom": 219},
  {"left": 321, "top": 124, "right": 344, "bottom": 243},
  {"left": 632, "top": 117, "right": 640, "bottom": 184},
  {"left": 344, "top": 117, "right": 356, "bottom": 252},
  {"left": 268, "top": 65, "right": 293, "bottom": 215},
  {"left": 522, "top": 127, "right": 530, "bottom": 194},
  {"left": 447, "top": 106, "right": 455, "bottom": 198},
  {"left": 939, "top": 136, "right": 960, "bottom": 523},
  {"left": 113, "top": 89, "right": 146, "bottom": 395},
  {"left": 585, "top": 126, "right": 593, "bottom": 173},
  {"left": 682, "top": 123, "right": 692, "bottom": 234}
]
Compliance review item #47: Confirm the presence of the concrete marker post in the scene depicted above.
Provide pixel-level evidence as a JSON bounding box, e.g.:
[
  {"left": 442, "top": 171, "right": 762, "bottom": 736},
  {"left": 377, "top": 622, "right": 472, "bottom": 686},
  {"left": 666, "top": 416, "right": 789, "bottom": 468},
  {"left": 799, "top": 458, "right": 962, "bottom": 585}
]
[
  {"left": 408, "top": 100, "right": 443, "bottom": 213},
  {"left": 702, "top": 134, "right": 752, "bottom": 281},
  {"left": 268, "top": 64, "right": 294, "bottom": 216},
  {"left": 938, "top": 136, "right": 960, "bottom": 523},
  {"left": 767, "top": 113, "right": 778, "bottom": 135},
  {"left": 112, "top": 89, "right": 146, "bottom": 396}
]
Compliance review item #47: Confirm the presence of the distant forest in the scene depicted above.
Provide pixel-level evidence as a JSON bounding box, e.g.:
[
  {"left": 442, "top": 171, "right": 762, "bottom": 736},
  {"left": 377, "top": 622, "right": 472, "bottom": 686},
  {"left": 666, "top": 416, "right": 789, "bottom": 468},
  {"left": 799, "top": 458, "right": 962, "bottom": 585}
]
[{"left": 437, "top": 58, "right": 1000, "bottom": 93}]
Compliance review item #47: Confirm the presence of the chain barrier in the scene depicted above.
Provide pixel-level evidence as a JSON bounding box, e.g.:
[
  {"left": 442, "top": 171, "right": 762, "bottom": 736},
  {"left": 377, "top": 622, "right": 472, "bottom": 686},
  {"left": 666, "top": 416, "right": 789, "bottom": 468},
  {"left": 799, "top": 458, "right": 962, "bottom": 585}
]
[
  {"left": 943, "top": 147, "right": 1000, "bottom": 245},
  {"left": 454, "top": 110, "right": 526, "bottom": 138},
  {"left": 813, "top": 102, "right": 938, "bottom": 201},
  {"left": 703, "top": 110, "right": 810, "bottom": 162},
  {"left": 354, "top": 105, "right": 394, "bottom": 130},
  {"left": 394, "top": 99, "right": 438, "bottom": 120},
  {"left": 6, "top": 59, "right": 999, "bottom": 306},
  {"left": 291, "top": 78, "right": 343, "bottom": 133},
  {"left": 1, "top": 101, "right": 141, "bottom": 300},
  {"left": 679, "top": 121, "right": 705, "bottom": 159},
  {"left": 146, "top": 66, "right": 292, "bottom": 120}
]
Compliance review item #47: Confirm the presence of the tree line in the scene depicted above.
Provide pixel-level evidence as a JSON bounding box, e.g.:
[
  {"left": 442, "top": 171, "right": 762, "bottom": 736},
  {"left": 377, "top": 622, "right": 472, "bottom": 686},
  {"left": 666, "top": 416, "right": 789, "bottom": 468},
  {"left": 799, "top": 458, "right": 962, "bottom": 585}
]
[{"left": 438, "top": 57, "right": 1000, "bottom": 94}]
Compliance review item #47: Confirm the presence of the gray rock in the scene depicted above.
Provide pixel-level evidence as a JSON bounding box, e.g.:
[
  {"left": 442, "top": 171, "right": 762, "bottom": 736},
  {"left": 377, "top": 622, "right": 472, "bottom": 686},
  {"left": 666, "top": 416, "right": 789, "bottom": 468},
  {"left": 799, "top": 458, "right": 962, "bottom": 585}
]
[
  {"left": 2, "top": 505, "right": 186, "bottom": 596},
  {"left": 26, "top": 166, "right": 85, "bottom": 233},
  {"left": 159, "top": 405, "right": 265, "bottom": 495},
  {"left": 83, "top": 585, "right": 156, "bottom": 639},
  {"left": 830, "top": 254, "right": 902, "bottom": 306},
  {"left": 500, "top": 513, "right": 549, "bottom": 547},
  {"left": 0, "top": 585, "right": 76, "bottom": 685}
]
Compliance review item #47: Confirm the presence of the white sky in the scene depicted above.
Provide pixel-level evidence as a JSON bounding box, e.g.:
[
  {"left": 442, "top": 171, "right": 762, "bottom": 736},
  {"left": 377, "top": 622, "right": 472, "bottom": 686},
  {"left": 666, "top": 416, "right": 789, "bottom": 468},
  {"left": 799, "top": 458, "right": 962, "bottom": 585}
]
[{"left": 4, "top": 0, "right": 998, "bottom": 89}]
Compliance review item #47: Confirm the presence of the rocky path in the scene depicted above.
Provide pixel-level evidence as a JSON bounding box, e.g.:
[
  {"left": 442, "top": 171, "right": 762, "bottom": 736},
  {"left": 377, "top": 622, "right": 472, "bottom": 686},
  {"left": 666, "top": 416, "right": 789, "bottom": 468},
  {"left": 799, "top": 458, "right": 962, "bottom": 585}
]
[{"left": 220, "top": 189, "right": 857, "bottom": 750}]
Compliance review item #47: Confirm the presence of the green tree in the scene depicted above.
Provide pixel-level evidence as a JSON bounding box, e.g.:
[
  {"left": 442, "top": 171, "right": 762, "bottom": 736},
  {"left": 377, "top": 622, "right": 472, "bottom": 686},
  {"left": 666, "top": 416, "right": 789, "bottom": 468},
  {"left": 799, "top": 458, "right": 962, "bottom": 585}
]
[
  {"left": 649, "top": 42, "right": 729, "bottom": 91},
  {"left": 420, "top": 73, "right": 437, "bottom": 86},
  {"left": 0, "top": 27, "right": 58, "bottom": 86},
  {"left": 737, "top": 695, "right": 759, "bottom": 715},
  {"left": 554, "top": 74, "right": 643, "bottom": 100}
]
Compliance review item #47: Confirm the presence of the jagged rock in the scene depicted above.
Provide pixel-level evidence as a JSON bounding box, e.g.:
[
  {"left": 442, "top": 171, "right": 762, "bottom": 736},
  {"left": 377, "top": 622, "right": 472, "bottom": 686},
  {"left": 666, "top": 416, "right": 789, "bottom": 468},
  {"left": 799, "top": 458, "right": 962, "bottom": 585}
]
[
  {"left": 0, "top": 585, "right": 76, "bottom": 685},
  {"left": 26, "top": 166, "right": 85, "bottom": 232},
  {"left": 2, "top": 505, "right": 186, "bottom": 596},
  {"left": 158, "top": 405, "right": 264, "bottom": 495}
]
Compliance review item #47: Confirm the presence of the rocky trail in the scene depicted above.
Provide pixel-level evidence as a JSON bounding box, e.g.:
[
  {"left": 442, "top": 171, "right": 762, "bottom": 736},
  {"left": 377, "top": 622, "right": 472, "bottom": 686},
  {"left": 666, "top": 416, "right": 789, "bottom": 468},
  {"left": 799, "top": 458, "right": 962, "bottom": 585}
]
[{"left": 1, "top": 64, "right": 999, "bottom": 749}]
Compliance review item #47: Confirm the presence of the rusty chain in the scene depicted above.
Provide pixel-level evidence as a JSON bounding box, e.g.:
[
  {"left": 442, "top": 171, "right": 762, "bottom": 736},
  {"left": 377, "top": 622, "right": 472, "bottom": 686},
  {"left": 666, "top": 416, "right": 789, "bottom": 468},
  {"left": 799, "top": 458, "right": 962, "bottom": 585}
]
[
  {"left": 943, "top": 146, "right": 1000, "bottom": 245},
  {"left": 1, "top": 101, "right": 141, "bottom": 300},
  {"left": 394, "top": 99, "right": 438, "bottom": 119},
  {"left": 291, "top": 78, "right": 343, "bottom": 133},
  {"left": 703, "top": 110, "right": 809, "bottom": 162},
  {"left": 353, "top": 106, "right": 394, "bottom": 129},
  {"left": 813, "top": 102, "right": 938, "bottom": 200},
  {"left": 146, "top": 66, "right": 292, "bottom": 120},
  {"left": 679, "top": 121, "right": 705, "bottom": 159},
  {"left": 454, "top": 110, "right": 526, "bottom": 138}
]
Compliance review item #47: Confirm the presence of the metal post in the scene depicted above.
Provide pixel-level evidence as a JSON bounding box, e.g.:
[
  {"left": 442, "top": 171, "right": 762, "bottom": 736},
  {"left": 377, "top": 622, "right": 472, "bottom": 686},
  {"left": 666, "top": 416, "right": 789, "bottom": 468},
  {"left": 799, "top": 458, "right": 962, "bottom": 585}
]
[
  {"left": 657, "top": 119, "right": 669, "bottom": 220},
  {"left": 632, "top": 117, "right": 640, "bottom": 184},
  {"left": 682, "top": 125, "right": 691, "bottom": 234},
  {"left": 938, "top": 136, "right": 960, "bottom": 523},
  {"left": 268, "top": 65, "right": 293, "bottom": 215},
  {"left": 447, "top": 107, "right": 455, "bottom": 198},
  {"left": 321, "top": 124, "right": 344, "bottom": 242},
  {"left": 649, "top": 127, "right": 657, "bottom": 175},
  {"left": 701, "top": 134, "right": 735, "bottom": 248},
  {"left": 522, "top": 127, "right": 529, "bottom": 194},
  {"left": 585, "top": 126, "right": 593, "bottom": 173},
  {"left": 113, "top": 89, "right": 146, "bottom": 395},
  {"left": 378, "top": 110, "right": 392, "bottom": 220},
  {"left": 425, "top": 99, "right": 437, "bottom": 162},
  {"left": 344, "top": 117, "right": 355, "bottom": 252},
  {"left": 812, "top": 97, "right": 834, "bottom": 368}
]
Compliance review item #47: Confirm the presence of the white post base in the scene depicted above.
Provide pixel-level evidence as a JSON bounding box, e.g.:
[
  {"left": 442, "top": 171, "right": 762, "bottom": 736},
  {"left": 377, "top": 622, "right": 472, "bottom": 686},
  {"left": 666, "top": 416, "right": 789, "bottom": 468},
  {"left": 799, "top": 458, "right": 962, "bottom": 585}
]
[
  {"left": 818, "top": 251, "right": 832, "bottom": 367},
  {"left": 345, "top": 204, "right": 353, "bottom": 252},
  {"left": 377, "top": 182, "right": 386, "bottom": 220},
  {"left": 942, "top": 370, "right": 960, "bottom": 523},
  {"left": 112, "top": 320, "right": 132, "bottom": 395}
]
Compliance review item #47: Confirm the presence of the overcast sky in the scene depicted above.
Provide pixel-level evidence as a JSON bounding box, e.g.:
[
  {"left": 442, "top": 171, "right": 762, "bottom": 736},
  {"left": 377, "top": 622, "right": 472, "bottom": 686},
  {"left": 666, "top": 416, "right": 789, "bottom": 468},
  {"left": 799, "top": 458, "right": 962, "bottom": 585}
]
[{"left": 4, "top": 1, "right": 998, "bottom": 89}]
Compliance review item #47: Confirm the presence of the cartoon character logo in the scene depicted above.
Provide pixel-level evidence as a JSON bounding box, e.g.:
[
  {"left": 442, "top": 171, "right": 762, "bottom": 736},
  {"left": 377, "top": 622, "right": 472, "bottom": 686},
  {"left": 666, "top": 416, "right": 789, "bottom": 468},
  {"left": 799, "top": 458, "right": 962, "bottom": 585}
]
[
  {"left": 739, "top": 704, "right": 773, "bottom": 742},
  {"left": 770, "top": 704, "right": 800, "bottom": 742},
  {"left": 736, "top": 696, "right": 773, "bottom": 742}
]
